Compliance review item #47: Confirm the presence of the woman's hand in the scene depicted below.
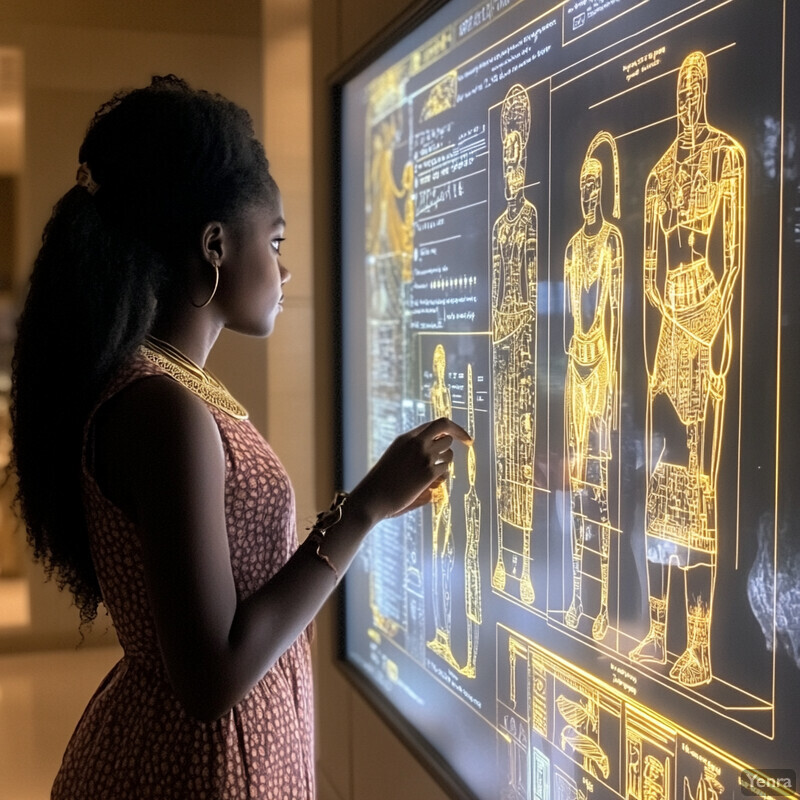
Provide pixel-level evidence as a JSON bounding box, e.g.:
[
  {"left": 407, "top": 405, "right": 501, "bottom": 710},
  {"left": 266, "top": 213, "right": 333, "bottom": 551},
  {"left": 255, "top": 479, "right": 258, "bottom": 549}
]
[{"left": 349, "top": 417, "right": 472, "bottom": 524}]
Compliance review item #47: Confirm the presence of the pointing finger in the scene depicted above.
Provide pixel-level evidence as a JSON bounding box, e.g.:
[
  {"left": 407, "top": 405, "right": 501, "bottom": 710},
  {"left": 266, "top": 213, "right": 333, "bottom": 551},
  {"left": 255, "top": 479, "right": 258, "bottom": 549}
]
[{"left": 427, "top": 417, "right": 473, "bottom": 444}]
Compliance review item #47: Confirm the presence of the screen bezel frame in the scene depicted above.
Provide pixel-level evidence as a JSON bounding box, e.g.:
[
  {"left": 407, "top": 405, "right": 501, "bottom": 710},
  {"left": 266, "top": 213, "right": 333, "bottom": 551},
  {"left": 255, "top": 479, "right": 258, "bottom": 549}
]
[
  {"left": 323, "top": 1, "right": 800, "bottom": 797},
  {"left": 329, "top": 2, "right": 483, "bottom": 798}
]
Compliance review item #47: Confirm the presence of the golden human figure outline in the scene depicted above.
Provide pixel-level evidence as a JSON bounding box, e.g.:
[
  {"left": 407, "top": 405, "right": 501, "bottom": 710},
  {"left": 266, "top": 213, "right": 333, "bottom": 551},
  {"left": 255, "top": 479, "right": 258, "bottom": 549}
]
[
  {"left": 629, "top": 51, "right": 746, "bottom": 688},
  {"left": 460, "top": 363, "right": 482, "bottom": 678},
  {"left": 563, "top": 130, "right": 623, "bottom": 642},
  {"left": 490, "top": 83, "right": 538, "bottom": 607},
  {"left": 427, "top": 344, "right": 459, "bottom": 669}
]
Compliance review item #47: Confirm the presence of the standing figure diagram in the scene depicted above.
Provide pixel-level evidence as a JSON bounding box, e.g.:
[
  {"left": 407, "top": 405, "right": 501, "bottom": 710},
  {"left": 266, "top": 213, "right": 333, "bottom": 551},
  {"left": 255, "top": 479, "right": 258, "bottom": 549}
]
[
  {"left": 629, "top": 52, "right": 745, "bottom": 687},
  {"left": 428, "top": 344, "right": 459, "bottom": 668},
  {"left": 461, "top": 364, "right": 482, "bottom": 678},
  {"left": 491, "top": 83, "right": 538, "bottom": 606},
  {"left": 563, "top": 131, "right": 623, "bottom": 642}
]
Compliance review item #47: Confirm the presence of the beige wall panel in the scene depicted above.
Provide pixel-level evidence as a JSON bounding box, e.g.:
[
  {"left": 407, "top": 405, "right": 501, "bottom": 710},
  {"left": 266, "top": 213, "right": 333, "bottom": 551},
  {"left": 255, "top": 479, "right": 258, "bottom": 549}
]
[
  {"left": 262, "top": 0, "right": 316, "bottom": 531},
  {"left": 6, "top": 21, "right": 262, "bottom": 282},
  {"left": 318, "top": 771, "right": 346, "bottom": 800},
  {"left": 0, "top": 4, "right": 263, "bottom": 651},
  {"left": 310, "top": 0, "right": 341, "bottom": 507},
  {"left": 315, "top": 599, "right": 354, "bottom": 796},
  {"left": 0, "top": 0, "right": 260, "bottom": 38},
  {"left": 262, "top": 301, "right": 316, "bottom": 520},
  {"left": 351, "top": 691, "right": 452, "bottom": 800},
  {"left": 338, "top": 0, "right": 405, "bottom": 64}
]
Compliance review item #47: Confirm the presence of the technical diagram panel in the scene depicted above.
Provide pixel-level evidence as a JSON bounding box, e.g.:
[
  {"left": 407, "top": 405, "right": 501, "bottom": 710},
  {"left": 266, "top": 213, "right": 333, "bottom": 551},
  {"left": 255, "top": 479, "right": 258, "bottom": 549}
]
[{"left": 338, "top": 0, "right": 800, "bottom": 797}]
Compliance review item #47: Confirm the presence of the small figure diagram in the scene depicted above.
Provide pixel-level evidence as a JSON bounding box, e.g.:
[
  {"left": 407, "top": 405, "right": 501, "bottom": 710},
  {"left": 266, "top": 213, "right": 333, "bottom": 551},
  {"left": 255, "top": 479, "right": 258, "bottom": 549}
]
[
  {"left": 500, "top": 714, "right": 529, "bottom": 800},
  {"left": 554, "top": 773, "right": 587, "bottom": 800},
  {"left": 491, "top": 83, "right": 538, "bottom": 606},
  {"left": 427, "top": 344, "right": 459, "bottom": 668},
  {"left": 684, "top": 768, "right": 724, "bottom": 800},
  {"left": 502, "top": 638, "right": 530, "bottom": 800},
  {"left": 627, "top": 738, "right": 670, "bottom": 800},
  {"left": 563, "top": 131, "right": 623, "bottom": 641},
  {"left": 629, "top": 52, "right": 746, "bottom": 687},
  {"left": 556, "top": 692, "right": 610, "bottom": 779},
  {"left": 642, "top": 756, "right": 669, "bottom": 800},
  {"left": 461, "top": 364, "right": 482, "bottom": 678}
]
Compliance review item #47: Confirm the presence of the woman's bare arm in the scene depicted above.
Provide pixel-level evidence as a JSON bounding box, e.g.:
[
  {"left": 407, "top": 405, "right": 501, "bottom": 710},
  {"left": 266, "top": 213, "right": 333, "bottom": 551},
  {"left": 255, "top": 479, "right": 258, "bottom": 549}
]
[{"left": 92, "top": 374, "right": 469, "bottom": 721}]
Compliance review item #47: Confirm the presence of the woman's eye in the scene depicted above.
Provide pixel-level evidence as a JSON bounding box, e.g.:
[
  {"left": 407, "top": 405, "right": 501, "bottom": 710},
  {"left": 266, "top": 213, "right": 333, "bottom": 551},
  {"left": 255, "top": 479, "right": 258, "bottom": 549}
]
[{"left": 272, "top": 238, "right": 285, "bottom": 256}]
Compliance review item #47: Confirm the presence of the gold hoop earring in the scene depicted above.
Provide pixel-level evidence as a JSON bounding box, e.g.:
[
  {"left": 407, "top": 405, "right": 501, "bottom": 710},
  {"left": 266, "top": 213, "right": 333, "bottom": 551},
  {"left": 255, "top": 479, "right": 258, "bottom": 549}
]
[{"left": 192, "top": 260, "right": 220, "bottom": 309}]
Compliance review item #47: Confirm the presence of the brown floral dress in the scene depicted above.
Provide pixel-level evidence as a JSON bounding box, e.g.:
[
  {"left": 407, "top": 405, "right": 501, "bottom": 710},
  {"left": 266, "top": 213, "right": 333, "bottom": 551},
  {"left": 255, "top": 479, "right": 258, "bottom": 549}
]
[{"left": 52, "top": 355, "right": 315, "bottom": 799}]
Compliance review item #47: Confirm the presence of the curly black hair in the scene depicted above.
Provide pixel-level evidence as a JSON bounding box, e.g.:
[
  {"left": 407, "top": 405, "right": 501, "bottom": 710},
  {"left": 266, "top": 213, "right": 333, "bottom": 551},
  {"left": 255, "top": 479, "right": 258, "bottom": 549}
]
[{"left": 11, "top": 75, "right": 277, "bottom": 626}]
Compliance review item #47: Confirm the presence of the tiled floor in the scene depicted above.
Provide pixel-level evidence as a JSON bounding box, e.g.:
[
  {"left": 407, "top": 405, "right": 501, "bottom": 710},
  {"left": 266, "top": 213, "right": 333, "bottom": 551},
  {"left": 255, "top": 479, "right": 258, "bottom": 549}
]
[{"left": 0, "top": 645, "right": 122, "bottom": 800}]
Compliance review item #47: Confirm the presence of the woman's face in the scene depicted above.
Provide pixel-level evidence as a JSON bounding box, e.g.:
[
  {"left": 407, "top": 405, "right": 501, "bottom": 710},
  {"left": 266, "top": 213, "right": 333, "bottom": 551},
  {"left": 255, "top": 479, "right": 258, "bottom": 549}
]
[{"left": 217, "top": 197, "right": 290, "bottom": 337}]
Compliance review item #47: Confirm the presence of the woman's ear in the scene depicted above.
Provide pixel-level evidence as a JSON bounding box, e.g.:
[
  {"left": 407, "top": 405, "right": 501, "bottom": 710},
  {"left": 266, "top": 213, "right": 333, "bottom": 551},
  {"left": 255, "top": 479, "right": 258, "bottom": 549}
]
[{"left": 200, "top": 221, "right": 225, "bottom": 264}]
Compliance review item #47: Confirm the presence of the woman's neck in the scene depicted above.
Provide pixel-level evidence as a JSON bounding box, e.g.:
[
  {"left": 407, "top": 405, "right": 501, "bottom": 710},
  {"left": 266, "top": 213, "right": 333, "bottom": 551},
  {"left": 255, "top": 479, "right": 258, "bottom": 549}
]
[{"left": 149, "top": 311, "right": 222, "bottom": 368}]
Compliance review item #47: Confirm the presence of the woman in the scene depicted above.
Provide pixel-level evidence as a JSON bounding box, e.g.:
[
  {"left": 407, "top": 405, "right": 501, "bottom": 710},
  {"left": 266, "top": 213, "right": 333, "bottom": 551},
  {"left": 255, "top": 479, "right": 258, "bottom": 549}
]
[{"left": 11, "top": 76, "right": 469, "bottom": 798}]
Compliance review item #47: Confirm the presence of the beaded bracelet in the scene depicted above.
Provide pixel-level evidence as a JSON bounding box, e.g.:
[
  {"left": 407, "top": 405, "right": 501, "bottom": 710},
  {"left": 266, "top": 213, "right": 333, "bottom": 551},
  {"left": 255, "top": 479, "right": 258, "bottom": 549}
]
[{"left": 306, "top": 492, "right": 349, "bottom": 583}]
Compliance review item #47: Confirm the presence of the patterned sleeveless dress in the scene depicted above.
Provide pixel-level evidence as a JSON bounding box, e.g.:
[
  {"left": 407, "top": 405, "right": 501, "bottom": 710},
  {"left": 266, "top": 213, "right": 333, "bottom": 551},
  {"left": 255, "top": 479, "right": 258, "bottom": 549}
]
[{"left": 51, "top": 354, "right": 315, "bottom": 799}]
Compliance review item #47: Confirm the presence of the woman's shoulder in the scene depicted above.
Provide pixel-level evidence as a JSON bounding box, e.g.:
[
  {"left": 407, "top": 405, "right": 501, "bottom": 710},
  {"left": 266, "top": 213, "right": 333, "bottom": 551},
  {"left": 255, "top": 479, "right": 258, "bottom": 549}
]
[{"left": 88, "top": 353, "right": 225, "bottom": 518}]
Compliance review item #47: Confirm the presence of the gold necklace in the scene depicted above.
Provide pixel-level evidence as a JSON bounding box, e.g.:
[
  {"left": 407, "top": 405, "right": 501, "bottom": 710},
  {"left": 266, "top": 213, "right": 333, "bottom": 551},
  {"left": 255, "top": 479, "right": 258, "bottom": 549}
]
[{"left": 139, "top": 335, "right": 249, "bottom": 420}]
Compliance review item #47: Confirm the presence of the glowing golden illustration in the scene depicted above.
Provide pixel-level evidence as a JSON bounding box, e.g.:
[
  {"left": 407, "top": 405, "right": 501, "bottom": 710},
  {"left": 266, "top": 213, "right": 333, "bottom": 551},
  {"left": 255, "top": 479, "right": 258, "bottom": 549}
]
[
  {"left": 563, "top": 131, "right": 623, "bottom": 641},
  {"left": 491, "top": 83, "right": 538, "bottom": 607},
  {"left": 630, "top": 51, "right": 746, "bottom": 688},
  {"left": 643, "top": 755, "right": 669, "bottom": 800},
  {"left": 497, "top": 626, "right": 793, "bottom": 800},
  {"left": 557, "top": 692, "right": 610, "bottom": 779},
  {"left": 508, "top": 636, "right": 528, "bottom": 711},
  {"left": 460, "top": 364, "right": 482, "bottom": 678},
  {"left": 427, "top": 344, "right": 459, "bottom": 668},
  {"left": 363, "top": 114, "right": 412, "bottom": 639},
  {"left": 684, "top": 767, "right": 724, "bottom": 800},
  {"left": 367, "top": 121, "right": 415, "bottom": 292},
  {"left": 420, "top": 71, "right": 457, "bottom": 122},
  {"left": 502, "top": 637, "right": 530, "bottom": 799}
]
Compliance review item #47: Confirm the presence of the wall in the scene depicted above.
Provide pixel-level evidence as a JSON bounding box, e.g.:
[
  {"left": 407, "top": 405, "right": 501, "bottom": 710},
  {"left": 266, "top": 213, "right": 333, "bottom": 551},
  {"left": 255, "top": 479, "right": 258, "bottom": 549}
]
[
  {"left": 311, "top": 2, "right": 452, "bottom": 798},
  {"left": 0, "top": 1, "right": 445, "bottom": 794},
  {"left": 0, "top": 0, "right": 265, "bottom": 652},
  {"left": 261, "top": 0, "right": 316, "bottom": 538}
]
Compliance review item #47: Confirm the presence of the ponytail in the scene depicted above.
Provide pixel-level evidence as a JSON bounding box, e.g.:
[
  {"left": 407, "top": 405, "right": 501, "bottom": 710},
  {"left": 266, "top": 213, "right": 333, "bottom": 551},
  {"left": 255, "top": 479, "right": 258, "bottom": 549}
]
[{"left": 11, "top": 75, "right": 275, "bottom": 625}]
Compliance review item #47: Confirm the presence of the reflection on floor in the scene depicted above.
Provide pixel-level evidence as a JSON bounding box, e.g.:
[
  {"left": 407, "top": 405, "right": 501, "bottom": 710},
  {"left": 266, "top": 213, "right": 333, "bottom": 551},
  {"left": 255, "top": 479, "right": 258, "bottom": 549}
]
[{"left": 0, "top": 645, "right": 122, "bottom": 800}]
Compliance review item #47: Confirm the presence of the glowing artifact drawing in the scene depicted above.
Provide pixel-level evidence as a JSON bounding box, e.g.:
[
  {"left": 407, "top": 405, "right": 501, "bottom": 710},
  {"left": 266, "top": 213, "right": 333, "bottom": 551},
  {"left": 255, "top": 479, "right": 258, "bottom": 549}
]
[
  {"left": 490, "top": 83, "right": 538, "bottom": 606},
  {"left": 629, "top": 51, "right": 746, "bottom": 687},
  {"left": 363, "top": 116, "right": 411, "bottom": 639},
  {"left": 427, "top": 344, "right": 459, "bottom": 668},
  {"left": 563, "top": 131, "right": 623, "bottom": 641},
  {"left": 366, "top": 121, "right": 414, "bottom": 307},
  {"left": 643, "top": 755, "right": 669, "bottom": 800},
  {"left": 460, "top": 364, "right": 482, "bottom": 678},
  {"left": 502, "top": 637, "right": 530, "bottom": 800},
  {"left": 684, "top": 768, "right": 724, "bottom": 800},
  {"left": 556, "top": 693, "right": 610, "bottom": 779}
]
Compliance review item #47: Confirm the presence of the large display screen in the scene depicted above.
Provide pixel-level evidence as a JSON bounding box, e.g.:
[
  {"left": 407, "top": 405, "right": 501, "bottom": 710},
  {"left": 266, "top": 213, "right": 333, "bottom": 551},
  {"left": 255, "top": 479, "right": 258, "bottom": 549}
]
[{"left": 338, "top": 1, "right": 800, "bottom": 797}]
